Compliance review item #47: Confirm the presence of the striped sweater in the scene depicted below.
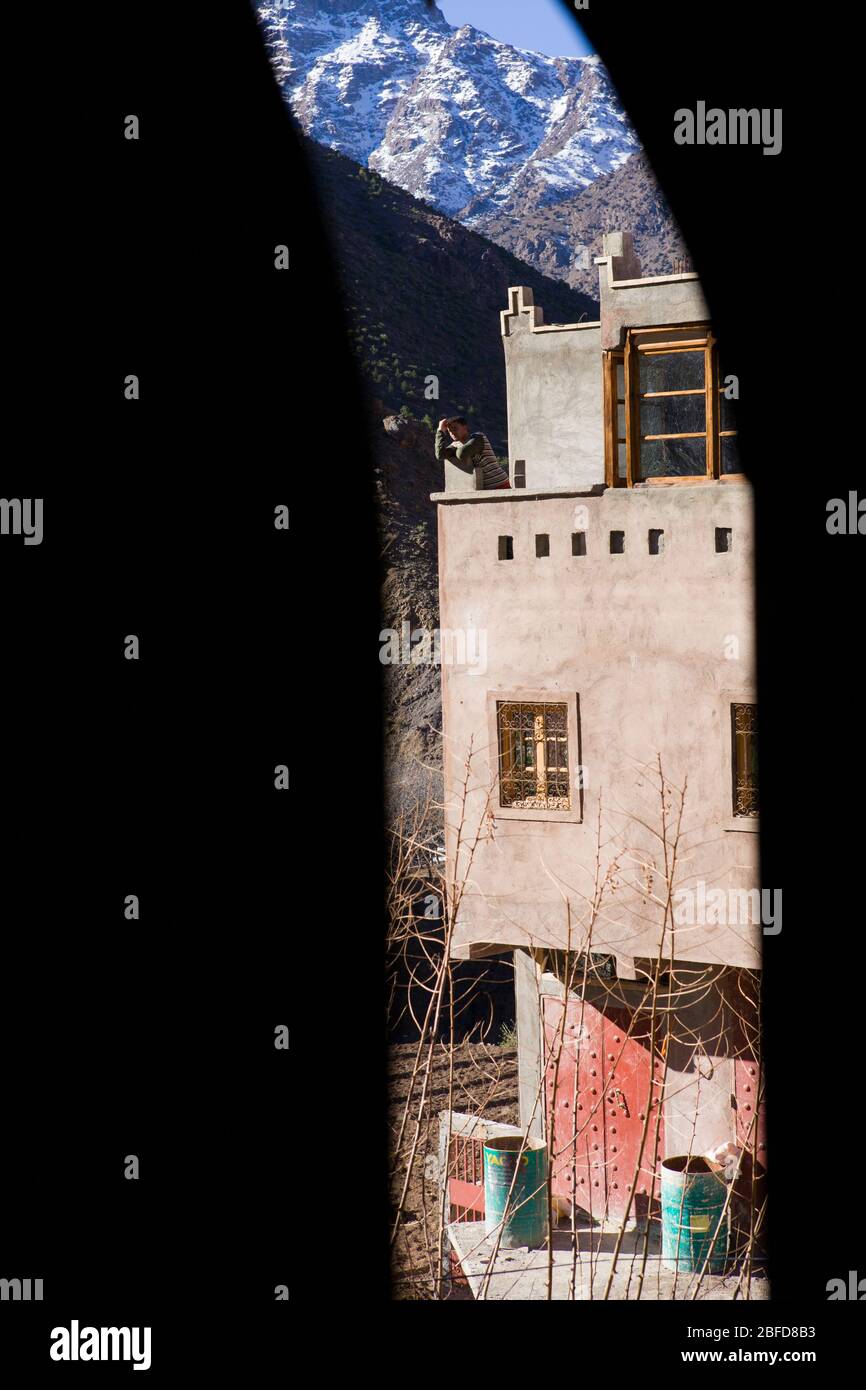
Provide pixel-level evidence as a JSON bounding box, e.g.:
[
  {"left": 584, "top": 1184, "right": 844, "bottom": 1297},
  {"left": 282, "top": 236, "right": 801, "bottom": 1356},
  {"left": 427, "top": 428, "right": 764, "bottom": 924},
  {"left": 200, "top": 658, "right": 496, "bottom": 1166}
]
[{"left": 435, "top": 428, "right": 509, "bottom": 489}]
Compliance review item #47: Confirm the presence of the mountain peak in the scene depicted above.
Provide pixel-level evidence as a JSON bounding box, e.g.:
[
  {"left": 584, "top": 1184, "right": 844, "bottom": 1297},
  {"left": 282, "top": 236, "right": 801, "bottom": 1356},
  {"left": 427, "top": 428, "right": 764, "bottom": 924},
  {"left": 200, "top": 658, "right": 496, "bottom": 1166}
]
[{"left": 256, "top": 0, "right": 636, "bottom": 223}]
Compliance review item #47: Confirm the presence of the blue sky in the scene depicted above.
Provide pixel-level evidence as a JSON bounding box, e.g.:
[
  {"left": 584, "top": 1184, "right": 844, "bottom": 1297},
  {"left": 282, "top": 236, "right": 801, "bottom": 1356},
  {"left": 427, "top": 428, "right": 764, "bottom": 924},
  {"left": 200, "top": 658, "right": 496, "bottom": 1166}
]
[{"left": 437, "top": 0, "right": 592, "bottom": 56}]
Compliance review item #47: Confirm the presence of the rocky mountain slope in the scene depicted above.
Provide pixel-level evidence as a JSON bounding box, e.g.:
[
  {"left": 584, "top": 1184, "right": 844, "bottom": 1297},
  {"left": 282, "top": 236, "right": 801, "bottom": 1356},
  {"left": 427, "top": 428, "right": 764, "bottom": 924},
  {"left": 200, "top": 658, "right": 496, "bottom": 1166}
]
[
  {"left": 477, "top": 150, "right": 689, "bottom": 297},
  {"left": 302, "top": 134, "right": 597, "bottom": 450},
  {"left": 297, "top": 134, "right": 596, "bottom": 815}
]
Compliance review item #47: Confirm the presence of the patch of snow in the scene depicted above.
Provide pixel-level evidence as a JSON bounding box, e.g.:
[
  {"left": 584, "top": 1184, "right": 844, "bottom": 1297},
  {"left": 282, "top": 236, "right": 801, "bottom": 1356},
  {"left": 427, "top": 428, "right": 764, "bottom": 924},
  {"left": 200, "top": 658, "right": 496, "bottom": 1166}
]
[{"left": 255, "top": 0, "right": 637, "bottom": 223}]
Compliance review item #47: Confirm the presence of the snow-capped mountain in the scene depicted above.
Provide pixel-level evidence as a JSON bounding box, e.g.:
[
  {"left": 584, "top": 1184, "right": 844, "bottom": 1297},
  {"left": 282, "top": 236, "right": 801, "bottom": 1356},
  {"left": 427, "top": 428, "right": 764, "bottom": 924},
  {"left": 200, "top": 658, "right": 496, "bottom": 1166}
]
[{"left": 256, "top": 0, "right": 638, "bottom": 225}]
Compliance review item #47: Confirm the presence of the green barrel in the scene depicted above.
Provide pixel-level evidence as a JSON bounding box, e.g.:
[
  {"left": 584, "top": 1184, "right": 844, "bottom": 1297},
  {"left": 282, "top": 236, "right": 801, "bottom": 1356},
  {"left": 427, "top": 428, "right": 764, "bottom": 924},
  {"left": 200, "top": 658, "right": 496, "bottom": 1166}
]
[
  {"left": 661, "top": 1156, "right": 729, "bottom": 1273},
  {"left": 483, "top": 1135, "right": 549, "bottom": 1249}
]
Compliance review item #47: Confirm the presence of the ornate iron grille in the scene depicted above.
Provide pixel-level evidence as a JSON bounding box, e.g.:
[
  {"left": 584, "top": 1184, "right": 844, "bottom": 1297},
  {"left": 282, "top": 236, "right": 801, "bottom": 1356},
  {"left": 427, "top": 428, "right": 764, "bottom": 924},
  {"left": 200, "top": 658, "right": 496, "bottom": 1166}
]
[
  {"left": 732, "top": 702, "right": 759, "bottom": 817},
  {"left": 497, "top": 701, "right": 570, "bottom": 810}
]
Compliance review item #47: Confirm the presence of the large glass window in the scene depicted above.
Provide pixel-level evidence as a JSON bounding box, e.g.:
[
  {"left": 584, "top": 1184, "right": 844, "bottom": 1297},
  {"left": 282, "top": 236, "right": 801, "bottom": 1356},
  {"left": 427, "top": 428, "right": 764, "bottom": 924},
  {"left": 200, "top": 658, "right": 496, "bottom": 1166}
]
[
  {"left": 639, "top": 348, "right": 707, "bottom": 478},
  {"left": 604, "top": 328, "right": 741, "bottom": 485}
]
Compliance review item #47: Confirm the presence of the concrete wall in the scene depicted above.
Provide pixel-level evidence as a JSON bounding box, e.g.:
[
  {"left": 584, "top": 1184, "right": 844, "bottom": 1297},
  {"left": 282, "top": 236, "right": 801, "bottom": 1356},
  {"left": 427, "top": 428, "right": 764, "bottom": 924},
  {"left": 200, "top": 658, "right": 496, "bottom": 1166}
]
[
  {"left": 594, "top": 232, "right": 710, "bottom": 351},
  {"left": 501, "top": 287, "right": 603, "bottom": 492},
  {"left": 597, "top": 264, "right": 710, "bottom": 352},
  {"left": 443, "top": 457, "right": 485, "bottom": 493},
  {"left": 437, "top": 481, "right": 759, "bottom": 969}
]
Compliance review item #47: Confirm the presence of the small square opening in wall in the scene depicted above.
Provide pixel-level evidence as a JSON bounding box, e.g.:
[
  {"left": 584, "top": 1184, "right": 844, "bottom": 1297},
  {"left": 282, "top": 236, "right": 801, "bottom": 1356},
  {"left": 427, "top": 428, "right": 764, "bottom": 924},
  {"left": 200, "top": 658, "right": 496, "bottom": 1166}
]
[
  {"left": 715, "top": 527, "right": 733, "bottom": 553},
  {"left": 648, "top": 528, "right": 664, "bottom": 555},
  {"left": 572, "top": 532, "right": 587, "bottom": 557},
  {"left": 498, "top": 535, "right": 513, "bottom": 560},
  {"left": 609, "top": 530, "right": 625, "bottom": 554},
  {"left": 513, "top": 459, "right": 526, "bottom": 488},
  {"left": 535, "top": 534, "right": 550, "bottom": 557}
]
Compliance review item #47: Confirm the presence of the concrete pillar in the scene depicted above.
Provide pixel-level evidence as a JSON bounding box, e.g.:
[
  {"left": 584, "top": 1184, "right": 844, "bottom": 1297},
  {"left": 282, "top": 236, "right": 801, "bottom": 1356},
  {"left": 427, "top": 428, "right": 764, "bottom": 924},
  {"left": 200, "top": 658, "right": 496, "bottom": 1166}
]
[
  {"left": 514, "top": 949, "right": 545, "bottom": 1139},
  {"left": 601, "top": 230, "right": 642, "bottom": 281},
  {"left": 443, "top": 458, "right": 484, "bottom": 492}
]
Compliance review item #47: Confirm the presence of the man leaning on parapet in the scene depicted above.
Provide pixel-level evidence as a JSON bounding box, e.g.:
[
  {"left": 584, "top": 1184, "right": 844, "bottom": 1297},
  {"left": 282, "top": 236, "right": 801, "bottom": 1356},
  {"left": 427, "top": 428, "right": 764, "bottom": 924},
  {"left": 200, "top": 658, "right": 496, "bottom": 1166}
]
[{"left": 435, "top": 417, "right": 510, "bottom": 489}]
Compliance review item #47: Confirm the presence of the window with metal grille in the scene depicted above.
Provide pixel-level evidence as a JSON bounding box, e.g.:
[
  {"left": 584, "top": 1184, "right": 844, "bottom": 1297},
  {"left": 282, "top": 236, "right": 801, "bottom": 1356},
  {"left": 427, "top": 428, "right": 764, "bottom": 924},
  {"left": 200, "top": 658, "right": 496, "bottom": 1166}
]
[
  {"left": 731, "top": 703, "right": 758, "bottom": 817},
  {"left": 497, "top": 700, "right": 570, "bottom": 810}
]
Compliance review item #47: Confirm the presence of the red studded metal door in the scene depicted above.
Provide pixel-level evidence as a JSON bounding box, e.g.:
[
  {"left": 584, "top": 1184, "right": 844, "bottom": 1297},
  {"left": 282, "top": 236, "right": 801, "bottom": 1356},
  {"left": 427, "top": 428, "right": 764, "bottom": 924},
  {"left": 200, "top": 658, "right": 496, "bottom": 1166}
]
[
  {"left": 543, "top": 992, "right": 664, "bottom": 1225},
  {"left": 602, "top": 1005, "right": 665, "bottom": 1223},
  {"left": 543, "top": 992, "right": 606, "bottom": 1220}
]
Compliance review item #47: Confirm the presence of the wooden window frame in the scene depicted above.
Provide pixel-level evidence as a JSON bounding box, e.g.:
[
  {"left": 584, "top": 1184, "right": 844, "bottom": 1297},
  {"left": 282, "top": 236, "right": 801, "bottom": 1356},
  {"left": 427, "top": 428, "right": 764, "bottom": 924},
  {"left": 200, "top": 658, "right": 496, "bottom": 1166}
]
[
  {"left": 604, "top": 325, "right": 744, "bottom": 487},
  {"left": 603, "top": 349, "right": 628, "bottom": 487}
]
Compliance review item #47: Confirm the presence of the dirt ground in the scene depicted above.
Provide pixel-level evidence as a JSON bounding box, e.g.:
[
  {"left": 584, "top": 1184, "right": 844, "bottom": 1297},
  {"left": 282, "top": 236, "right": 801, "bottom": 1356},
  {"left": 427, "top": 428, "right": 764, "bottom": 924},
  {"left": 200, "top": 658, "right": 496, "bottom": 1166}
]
[{"left": 388, "top": 1039, "right": 519, "bottom": 1299}]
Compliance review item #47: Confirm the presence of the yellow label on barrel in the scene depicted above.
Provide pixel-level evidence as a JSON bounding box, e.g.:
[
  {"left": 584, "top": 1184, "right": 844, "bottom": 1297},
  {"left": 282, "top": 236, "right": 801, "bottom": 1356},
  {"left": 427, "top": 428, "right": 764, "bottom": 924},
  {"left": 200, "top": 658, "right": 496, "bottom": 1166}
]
[{"left": 690, "top": 1213, "right": 711, "bottom": 1232}]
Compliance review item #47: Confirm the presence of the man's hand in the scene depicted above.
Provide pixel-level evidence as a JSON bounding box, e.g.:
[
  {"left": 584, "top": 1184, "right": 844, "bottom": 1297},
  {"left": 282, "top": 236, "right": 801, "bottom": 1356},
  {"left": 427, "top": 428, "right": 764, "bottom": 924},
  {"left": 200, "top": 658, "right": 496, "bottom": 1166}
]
[{"left": 437, "top": 417, "right": 450, "bottom": 433}]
